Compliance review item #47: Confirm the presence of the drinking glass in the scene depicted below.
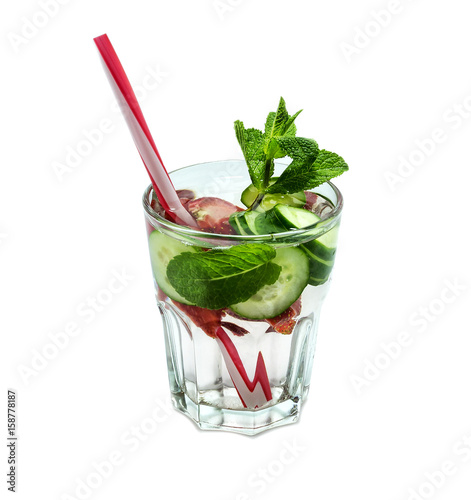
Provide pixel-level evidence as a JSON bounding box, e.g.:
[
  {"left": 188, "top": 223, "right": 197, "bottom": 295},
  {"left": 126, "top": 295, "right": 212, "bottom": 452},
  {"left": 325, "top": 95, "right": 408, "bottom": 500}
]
[{"left": 142, "top": 160, "right": 343, "bottom": 435}]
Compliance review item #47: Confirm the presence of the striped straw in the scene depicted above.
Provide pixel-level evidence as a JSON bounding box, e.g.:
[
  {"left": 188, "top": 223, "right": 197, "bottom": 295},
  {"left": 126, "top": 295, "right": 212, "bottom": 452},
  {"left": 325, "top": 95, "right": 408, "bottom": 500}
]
[
  {"left": 93, "top": 34, "right": 197, "bottom": 227},
  {"left": 94, "top": 35, "right": 272, "bottom": 410},
  {"left": 215, "top": 326, "right": 272, "bottom": 408}
]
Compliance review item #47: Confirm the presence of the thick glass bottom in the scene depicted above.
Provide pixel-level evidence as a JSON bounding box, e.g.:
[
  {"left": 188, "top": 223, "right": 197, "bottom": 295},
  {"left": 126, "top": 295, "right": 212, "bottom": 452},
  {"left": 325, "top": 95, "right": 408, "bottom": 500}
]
[
  {"left": 157, "top": 284, "right": 325, "bottom": 435},
  {"left": 171, "top": 388, "right": 307, "bottom": 435}
]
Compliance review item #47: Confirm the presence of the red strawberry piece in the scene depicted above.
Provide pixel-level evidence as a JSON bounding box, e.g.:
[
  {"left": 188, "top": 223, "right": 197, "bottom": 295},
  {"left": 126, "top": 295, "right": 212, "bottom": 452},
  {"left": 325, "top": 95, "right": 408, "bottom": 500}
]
[
  {"left": 304, "top": 191, "right": 334, "bottom": 217},
  {"left": 178, "top": 198, "right": 191, "bottom": 210},
  {"left": 149, "top": 194, "right": 177, "bottom": 223},
  {"left": 186, "top": 197, "right": 244, "bottom": 235},
  {"left": 220, "top": 322, "right": 250, "bottom": 337},
  {"left": 266, "top": 298, "right": 302, "bottom": 335},
  {"left": 157, "top": 287, "right": 168, "bottom": 302},
  {"left": 172, "top": 302, "right": 223, "bottom": 338},
  {"left": 304, "top": 192, "right": 319, "bottom": 212},
  {"left": 177, "top": 189, "right": 196, "bottom": 201},
  {"left": 177, "top": 189, "right": 196, "bottom": 210},
  {"left": 150, "top": 197, "right": 160, "bottom": 212},
  {"left": 150, "top": 190, "right": 195, "bottom": 217}
]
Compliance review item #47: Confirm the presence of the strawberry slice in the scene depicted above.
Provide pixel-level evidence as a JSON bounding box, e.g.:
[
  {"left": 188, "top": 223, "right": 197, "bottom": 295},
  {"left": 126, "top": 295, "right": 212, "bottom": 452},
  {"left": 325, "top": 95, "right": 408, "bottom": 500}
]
[
  {"left": 220, "top": 322, "right": 250, "bottom": 337},
  {"left": 150, "top": 189, "right": 196, "bottom": 221},
  {"left": 304, "top": 192, "right": 319, "bottom": 211},
  {"left": 266, "top": 298, "right": 302, "bottom": 335},
  {"left": 176, "top": 189, "right": 195, "bottom": 210},
  {"left": 157, "top": 287, "right": 168, "bottom": 302},
  {"left": 177, "top": 189, "right": 195, "bottom": 201},
  {"left": 172, "top": 302, "right": 223, "bottom": 338},
  {"left": 304, "top": 191, "right": 334, "bottom": 217},
  {"left": 187, "top": 197, "right": 243, "bottom": 235}
]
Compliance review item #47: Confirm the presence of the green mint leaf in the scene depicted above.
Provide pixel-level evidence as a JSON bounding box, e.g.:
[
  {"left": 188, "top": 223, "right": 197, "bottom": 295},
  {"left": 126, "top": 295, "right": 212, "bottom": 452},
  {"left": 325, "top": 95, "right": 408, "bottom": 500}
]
[
  {"left": 234, "top": 120, "right": 265, "bottom": 190},
  {"left": 304, "top": 149, "right": 349, "bottom": 189},
  {"left": 266, "top": 137, "right": 319, "bottom": 194},
  {"left": 266, "top": 159, "right": 313, "bottom": 194},
  {"left": 263, "top": 98, "right": 303, "bottom": 161},
  {"left": 282, "top": 109, "right": 302, "bottom": 136},
  {"left": 264, "top": 97, "right": 288, "bottom": 139},
  {"left": 166, "top": 244, "right": 281, "bottom": 309},
  {"left": 267, "top": 147, "right": 348, "bottom": 194},
  {"left": 234, "top": 120, "right": 246, "bottom": 155},
  {"left": 275, "top": 136, "right": 319, "bottom": 162},
  {"left": 264, "top": 111, "right": 276, "bottom": 138},
  {"left": 245, "top": 128, "right": 266, "bottom": 188}
]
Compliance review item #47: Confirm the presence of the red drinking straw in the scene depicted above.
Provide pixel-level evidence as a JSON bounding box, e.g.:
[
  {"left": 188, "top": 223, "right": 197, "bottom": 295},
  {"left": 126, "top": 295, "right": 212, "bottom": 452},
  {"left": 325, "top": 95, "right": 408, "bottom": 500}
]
[
  {"left": 216, "top": 327, "right": 272, "bottom": 408},
  {"left": 93, "top": 34, "right": 197, "bottom": 227},
  {"left": 94, "top": 34, "right": 272, "bottom": 410}
]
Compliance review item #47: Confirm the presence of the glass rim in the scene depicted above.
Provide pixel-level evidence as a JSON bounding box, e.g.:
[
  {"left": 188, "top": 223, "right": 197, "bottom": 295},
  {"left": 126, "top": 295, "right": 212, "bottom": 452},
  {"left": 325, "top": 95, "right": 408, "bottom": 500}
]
[{"left": 142, "top": 160, "right": 344, "bottom": 242}]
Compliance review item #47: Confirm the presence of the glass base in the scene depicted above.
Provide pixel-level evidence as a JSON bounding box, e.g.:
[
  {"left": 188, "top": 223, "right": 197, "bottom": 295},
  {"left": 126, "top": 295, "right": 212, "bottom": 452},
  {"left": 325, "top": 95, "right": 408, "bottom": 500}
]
[
  {"left": 143, "top": 160, "right": 342, "bottom": 435},
  {"left": 171, "top": 390, "right": 305, "bottom": 435},
  {"left": 157, "top": 290, "right": 320, "bottom": 435}
]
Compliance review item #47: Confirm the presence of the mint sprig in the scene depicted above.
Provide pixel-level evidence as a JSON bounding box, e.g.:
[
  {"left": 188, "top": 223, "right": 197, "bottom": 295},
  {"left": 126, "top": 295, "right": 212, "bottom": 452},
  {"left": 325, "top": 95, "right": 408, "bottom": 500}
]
[
  {"left": 235, "top": 97, "right": 303, "bottom": 191},
  {"left": 166, "top": 244, "right": 281, "bottom": 309},
  {"left": 234, "top": 97, "right": 348, "bottom": 203},
  {"left": 263, "top": 98, "right": 302, "bottom": 163}
]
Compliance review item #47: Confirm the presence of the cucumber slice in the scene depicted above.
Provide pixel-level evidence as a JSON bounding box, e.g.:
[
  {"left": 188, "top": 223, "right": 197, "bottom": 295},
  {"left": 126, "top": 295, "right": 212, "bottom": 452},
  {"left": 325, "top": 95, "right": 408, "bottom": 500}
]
[
  {"left": 148, "top": 230, "right": 198, "bottom": 304},
  {"left": 275, "top": 205, "right": 339, "bottom": 262},
  {"left": 230, "top": 211, "right": 260, "bottom": 235},
  {"left": 272, "top": 205, "right": 339, "bottom": 285},
  {"left": 254, "top": 210, "right": 287, "bottom": 234},
  {"left": 255, "top": 192, "right": 307, "bottom": 212},
  {"left": 304, "top": 223, "right": 339, "bottom": 262},
  {"left": 274, "top": 204, "right": 338, "bottom": 258},
  {"left": 229, "top": 212, "right": 251, "bottom": 235},
  {"left": 302, "top": 247, "right": 334, "bottom": 286},
  {"left": 229, "top": 246, "right": 309, "bottom": 319},
  {"left": 244, "top": 211, "right": 259, "bottom": 234},
  {"left": 240, "top": 183, "right": 258, "bottom": 207},
  {"left": 229, "top": 211, "right": 260, "bottom": 236},
  {"left": 241, "top": 180, "right": 306, "bottom": 212},
  {"left": 274, "top": 203, "right": 320, "bottom": 228}
]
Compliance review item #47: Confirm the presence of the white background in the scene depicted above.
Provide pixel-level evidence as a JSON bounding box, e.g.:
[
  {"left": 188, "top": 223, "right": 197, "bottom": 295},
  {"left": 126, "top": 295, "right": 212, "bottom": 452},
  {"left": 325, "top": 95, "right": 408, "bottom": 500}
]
[{"left": 1, "top": 0, "right": 471, "bottom": 499}]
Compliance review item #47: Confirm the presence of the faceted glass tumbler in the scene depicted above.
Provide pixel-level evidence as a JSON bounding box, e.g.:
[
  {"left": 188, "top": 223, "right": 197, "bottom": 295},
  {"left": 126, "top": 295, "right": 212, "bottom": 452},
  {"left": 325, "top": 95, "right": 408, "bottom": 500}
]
[{"left": 142, "top": 160, "right": 343, "bottom": 435}]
